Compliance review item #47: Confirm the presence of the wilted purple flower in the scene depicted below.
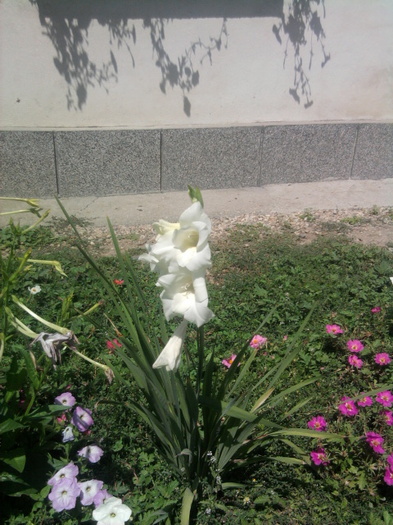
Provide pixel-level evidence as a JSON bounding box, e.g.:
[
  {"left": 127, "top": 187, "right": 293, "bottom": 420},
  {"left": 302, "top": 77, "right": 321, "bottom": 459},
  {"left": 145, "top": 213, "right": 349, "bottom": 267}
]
[
  {"left": 71, "top": 406, "right": 94, "bottom": 432},
  {"left": 48, "top": 477, "right": 80, "bottom": 512},
  {"left": 30, "top": 331, "right": 79, "bottom": 367},
  {"left": 78, "top": 479, "right": 104, "bottom": 506},
  {"left": 48, "top": 462, "right": 79, "bottom": 486},
  {"left": 62, "top": 425, "right": 75, "bottom": 443},
  {"left": 55, "top": 392, "right": 76, "bottom": 407},
  {"left": 78, "top": 445, "right": 104, "bottom": 463}
]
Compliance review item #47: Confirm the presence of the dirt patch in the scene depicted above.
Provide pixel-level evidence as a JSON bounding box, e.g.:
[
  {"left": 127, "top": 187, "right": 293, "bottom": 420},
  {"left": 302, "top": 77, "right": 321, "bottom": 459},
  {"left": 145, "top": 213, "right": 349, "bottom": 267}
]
[{"left": 50, "top": 206, "right": 393, "bottom": 257}]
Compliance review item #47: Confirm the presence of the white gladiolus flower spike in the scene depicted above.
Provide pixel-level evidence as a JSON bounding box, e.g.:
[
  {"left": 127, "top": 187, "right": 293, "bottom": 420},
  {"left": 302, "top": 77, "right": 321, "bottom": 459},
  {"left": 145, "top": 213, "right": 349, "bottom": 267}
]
[{"left": 153, "top": 319, "right": 188, "bottom": 371}]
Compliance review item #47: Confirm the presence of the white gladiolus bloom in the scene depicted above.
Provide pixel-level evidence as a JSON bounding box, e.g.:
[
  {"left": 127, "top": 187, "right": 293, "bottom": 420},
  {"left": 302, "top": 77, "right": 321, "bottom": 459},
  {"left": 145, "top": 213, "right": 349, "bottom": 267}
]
[
  {"left": 139, "top": 202, "right": 211, "bottom": 275},
  {"left": 92, "top": 496, "right": 132, "bottom": 525},
  {"left": 153, "top": 319, "right": 188, "bottom": 371},
  {"left": 158, "top": 270, "right": 214, "bottom": 327}
]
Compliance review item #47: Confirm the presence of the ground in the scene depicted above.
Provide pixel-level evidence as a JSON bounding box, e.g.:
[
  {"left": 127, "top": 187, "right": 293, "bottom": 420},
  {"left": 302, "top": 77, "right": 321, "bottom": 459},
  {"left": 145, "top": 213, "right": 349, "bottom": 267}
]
[{"left": 50, "top": 206, "right": 393, "bottom": 257}]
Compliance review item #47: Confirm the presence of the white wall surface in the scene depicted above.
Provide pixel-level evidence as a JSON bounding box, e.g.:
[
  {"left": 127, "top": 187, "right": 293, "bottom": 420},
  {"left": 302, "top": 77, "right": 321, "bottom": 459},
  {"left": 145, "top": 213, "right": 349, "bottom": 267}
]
[{"left": 1, "top": 0, "right": 392, "bottom": 130}]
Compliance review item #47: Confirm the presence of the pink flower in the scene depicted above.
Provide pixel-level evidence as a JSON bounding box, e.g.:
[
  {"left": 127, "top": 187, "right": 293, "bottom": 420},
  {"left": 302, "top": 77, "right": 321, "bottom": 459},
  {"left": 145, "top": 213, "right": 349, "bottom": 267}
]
[
  {"left": 71, "top": 406, "right": 94, "bottom": 432},
  {"left": 346, "top": 340, "right": 364, "bottom": 353},
  {"left": 56, "top": 413, "right": 67, "bottom": 424},
  {"left": 371, "top": 306, "right": 382, "bottom": 314},
  {"left": 113, "top": 279, "right": 124, "bottom": 285},
  {"left": 387, "top": 454, "right": 393, "bottom": 467},
  {"left": 326, "top": 324, "right": 343, "bottom": 335},
  {"left": 222, "top": 354, "right": 238, "bottom": 368},
  {"left": 384, "top": 468, "right": 393, "bottom": 485},
  {"left": 357, "top": 395, "right": 373, "bottom": 407},
  {"left": 338, "top": 397, "right": 358, "bottom": 417},
  {"left": 78, "top": 445, "right": 104, "bottom": 463},
  {"left": 310, "top": 448, "right": 330, "bottom": 466},
  {"left": 307, "top": 416, "right": 327, "bottom": 432},
  {"left": 348, "top": 354, "right": 363, "bottom": 368},
  {"left": 106, "top": 339, "right": 122, "bottom": 350},
  {"left": 365, "top": 432, "right": 385, "bottom": 454},
  {"left": 376, "top": 391, "right": 393, "bottom": 407},
  {"left": 250, "top": 335, "right": 267, "bottom": 349},
  {"left": 382, "top": 411, "right": 393, "bottom": 426},
  {"left": 375, "top": 353, "right": 391, "bottom": 366}
]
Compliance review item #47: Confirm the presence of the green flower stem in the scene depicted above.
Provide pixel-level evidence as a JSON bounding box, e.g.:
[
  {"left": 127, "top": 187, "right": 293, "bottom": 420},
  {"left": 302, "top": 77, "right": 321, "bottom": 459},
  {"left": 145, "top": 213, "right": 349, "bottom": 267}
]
[
  {"left": 12, "top": 296, "right": 70, "bottom": 334},
  {"left": 196, "top": 326, "right": 204, "bottom": 397},
  {"left": 70, "top": 347, "right": 113, "bottom": 376}
]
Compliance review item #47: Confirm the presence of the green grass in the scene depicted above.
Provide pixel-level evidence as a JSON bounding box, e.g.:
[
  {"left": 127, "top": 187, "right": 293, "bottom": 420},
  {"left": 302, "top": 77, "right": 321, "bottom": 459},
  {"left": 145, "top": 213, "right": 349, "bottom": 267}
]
[{"left": 1, "top": 223, "right": 393, "bottom": 524}]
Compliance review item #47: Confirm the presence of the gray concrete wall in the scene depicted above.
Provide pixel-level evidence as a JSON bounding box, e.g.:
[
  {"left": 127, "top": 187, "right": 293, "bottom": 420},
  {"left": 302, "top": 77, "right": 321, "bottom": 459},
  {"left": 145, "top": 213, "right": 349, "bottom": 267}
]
[{"left": 1, "top": 123, "right": 392, "bottom": 198}]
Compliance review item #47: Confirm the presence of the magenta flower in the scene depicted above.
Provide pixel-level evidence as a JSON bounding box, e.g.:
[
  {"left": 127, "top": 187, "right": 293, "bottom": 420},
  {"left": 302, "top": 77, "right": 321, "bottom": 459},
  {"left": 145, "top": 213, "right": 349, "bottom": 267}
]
[
  {"left": 371, "top": 306, "right": 382, "bottom": 314},
  {"left": 382, "top": 411, "right": 393, "bottom": 426},
  {"left": 387, "top": 454, "right": 393, "bottom": 467},
  {"left": 78, "top": 479, "right": 104, "bottom": 506},
  {"left": 384, "top": 468, "right": 393, "bottom": 485},
  {"left": 346, "top": 340, "right": 364, "bottom": 353},
  {"left": 357, "top": 395, "right": 373, "bottom": 407},
  {"left": 48, "top": 477, "right": 80, "bottom": 512},
  {"left": 250, "top": 335, "right": 267, "bottom": 349},
  {"left": 48, "top": 462, "right": 79, "bottom": 486},
  {"left": 71, "top": 406, "right": 94, "bottom": 432},
  {"left": 376, "top": 391, "right": 393, "bottom": 407},
  {"left": 375, "top": 353, "right": 391, "bottom": 366},
  {"left": 310, "top": 448, "right": 330, "bottom": 466},
  {"left": 307, "top": 416, "right": 327, "bottom": 432},
  {"left": 222, "top": 354, "right": 238, "bottom": 368},
  {"left": 365, "top": 431, "right": 385, "bottom": 454},
  {"left": 338, "top": 397, "right": 358, "bottom": 417},
  {"left": 326, "top": 324, "right": 343, "bottom": 335},
  {"left": 54, "top": 392, "right": 76, "bottom": 408},
  {"left": 348, "top": 354, "right": 363, "bottom": 368},
  {"left": 78, "top": 445, "right": 104, "bottom": 463}
]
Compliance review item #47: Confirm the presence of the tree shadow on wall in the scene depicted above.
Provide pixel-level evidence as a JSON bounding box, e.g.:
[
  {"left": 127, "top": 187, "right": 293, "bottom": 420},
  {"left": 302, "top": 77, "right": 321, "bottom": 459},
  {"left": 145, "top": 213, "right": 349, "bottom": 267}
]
[{"left": 273, "top": 0, "right": 330, "bottom": 109}]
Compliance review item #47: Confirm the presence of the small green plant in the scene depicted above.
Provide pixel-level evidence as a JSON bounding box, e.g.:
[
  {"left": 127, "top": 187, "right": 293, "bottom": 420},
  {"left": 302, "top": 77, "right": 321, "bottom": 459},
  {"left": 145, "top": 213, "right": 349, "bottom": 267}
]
[{"left": 299, "top": 208, "right": 316, "bottom": 222}]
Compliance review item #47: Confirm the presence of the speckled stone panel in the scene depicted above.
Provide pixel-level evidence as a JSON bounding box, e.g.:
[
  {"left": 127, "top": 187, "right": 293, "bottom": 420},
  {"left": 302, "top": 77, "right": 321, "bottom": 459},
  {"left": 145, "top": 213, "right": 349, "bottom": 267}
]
[
  {"left": 352, "top": 124, "right": 393, "bottom": 180},
  {"left": 54, "top": 130, "right": 161, "bottom": 197},
  {"left": 161, "top": 127, "right": 262, "bottom": 191},
  {"left": 260, "top": 124, "right": 358, "bottom": 185},
  {"left": 0, "top": 131, "right": 57, "bottom": 197}
]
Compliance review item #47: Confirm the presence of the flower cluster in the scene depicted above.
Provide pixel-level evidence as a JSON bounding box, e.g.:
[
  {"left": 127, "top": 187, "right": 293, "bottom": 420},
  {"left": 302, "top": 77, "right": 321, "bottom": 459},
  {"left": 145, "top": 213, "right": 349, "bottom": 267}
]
[
  {"left": 140, "top": 195, "right": 214, "bottom": 370},
  {"left": 49, "top": 392, "right": 132, "bottom": 523}
]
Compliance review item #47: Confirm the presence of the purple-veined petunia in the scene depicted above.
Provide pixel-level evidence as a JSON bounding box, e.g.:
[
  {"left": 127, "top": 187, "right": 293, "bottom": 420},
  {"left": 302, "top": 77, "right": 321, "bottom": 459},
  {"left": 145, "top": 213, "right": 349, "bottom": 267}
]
[
  {"left": 78, "top": 445, "right": 104, "bottom": 463},
  {"left": 78, "top": 479, "right": 104, "bottom": 506},
  {"left": 55, "top": 392, "right": 76, "bottom": 408},
  {"left": 307, "top": 416, "right": 327, "bottom": 431},
  {"left": 365, "top": 432, "right": 385, "bottom": 454},
  {"left": 376, "top": 391, "right": 393, "bottom": 407},
  {"left": 71, "top": 406, "right": 94, "bottom": 432},
  {"left": 375, "top": 353, "right": 391, "bottom": 366},
  {"left": 346, "top": 340, "right": 364, "bottom": 353},
  {"left": 47, "top": 462, "right": 79, "bottom": 486},
  {"left": 48, "top": 477, "right": 80, "bottom": 512},
  {"left": 338, "top": 396, "right": 358, "bottom": 417},
  {"left": 310, "top": 448, "right": 330, "bottom": 466}
]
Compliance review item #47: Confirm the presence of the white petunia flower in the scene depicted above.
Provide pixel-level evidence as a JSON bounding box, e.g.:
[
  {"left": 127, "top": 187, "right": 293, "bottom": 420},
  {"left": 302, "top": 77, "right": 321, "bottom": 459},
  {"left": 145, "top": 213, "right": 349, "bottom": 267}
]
[
  {"left": 62, "top": 425, "right": 75, "bottom": 443},
  {"left": 28, "top": 285, "right": 41, "bottom": 295},
  {"left": 92, "top": 496, "right": 132, "bottom": 525},
  {"left": 153, "top": 319, "right": 188, "bottom": 371}
]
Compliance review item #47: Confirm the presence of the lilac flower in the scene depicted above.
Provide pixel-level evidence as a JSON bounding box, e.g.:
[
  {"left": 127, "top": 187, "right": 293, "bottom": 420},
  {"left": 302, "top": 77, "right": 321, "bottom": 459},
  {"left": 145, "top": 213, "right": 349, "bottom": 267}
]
[
  {"left": 47, "top": 462, "right": 79, "bottom": 486},
  {"left": 71, "top": 406, "right": 94, "bottom": 432},
  {"left": 365, "top": 432, "right": 385, "bottom": 454},
  {"left": 48, "top": 477, "right": 80, "bottom": 511},
  {"left": 93, "top": 496, "right": 132, "bottom": 525},
  {"left": 78, "top": 445, "right": 104, "bottom": 463},
  {"left": 62, "top": 425, "right": 75, "bottom": 443},
  {"left": 78, "top": 479, "right": 104, "bottom": 506},
  {"left": 307, "top": 416, "right": 327, "bottom": 431},
  {"left": 55, "top": 392, "right": 76, "bottom": 407}
]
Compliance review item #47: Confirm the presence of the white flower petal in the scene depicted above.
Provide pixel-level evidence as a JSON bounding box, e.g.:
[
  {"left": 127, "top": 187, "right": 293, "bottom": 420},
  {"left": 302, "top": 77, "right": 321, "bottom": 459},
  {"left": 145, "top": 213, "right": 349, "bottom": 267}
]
[{"left": 153, "top": 320, "right": 188, "bottom": 371}]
